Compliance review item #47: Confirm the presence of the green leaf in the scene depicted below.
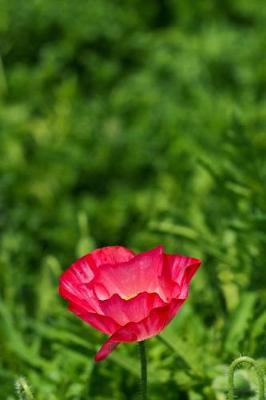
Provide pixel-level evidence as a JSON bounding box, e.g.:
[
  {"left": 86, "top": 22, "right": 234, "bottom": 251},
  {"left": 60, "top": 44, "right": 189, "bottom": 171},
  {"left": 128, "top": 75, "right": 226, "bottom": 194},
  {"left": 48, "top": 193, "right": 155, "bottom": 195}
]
[{"left": 224, "top": 293, "right": 257, "bottom": 354}]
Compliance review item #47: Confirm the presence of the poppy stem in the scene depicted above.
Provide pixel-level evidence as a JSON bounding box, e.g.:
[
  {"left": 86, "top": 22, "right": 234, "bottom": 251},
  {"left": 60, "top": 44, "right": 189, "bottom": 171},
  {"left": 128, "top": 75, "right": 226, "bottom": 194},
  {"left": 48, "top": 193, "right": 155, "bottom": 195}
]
[
  {"left": 228, "top": 356, "right": 265, "bottom": 400},
  {"left": 138, "top": 341, "right": 147, "bottom": 400}
]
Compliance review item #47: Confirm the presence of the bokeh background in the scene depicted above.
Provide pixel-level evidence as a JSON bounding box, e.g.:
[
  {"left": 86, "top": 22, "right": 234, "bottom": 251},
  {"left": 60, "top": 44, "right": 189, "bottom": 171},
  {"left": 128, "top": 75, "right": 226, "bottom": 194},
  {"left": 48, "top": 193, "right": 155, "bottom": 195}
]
[{"left": 0, "top": 1, "right": 266, "bottom": 399}]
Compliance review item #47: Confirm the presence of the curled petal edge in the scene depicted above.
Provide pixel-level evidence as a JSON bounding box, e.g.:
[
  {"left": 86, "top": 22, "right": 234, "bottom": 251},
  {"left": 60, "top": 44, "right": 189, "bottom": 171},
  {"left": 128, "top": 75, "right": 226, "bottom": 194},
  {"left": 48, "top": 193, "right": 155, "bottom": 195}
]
[{"left": 95, "top": 299, "right": 185, "bottom": 361}]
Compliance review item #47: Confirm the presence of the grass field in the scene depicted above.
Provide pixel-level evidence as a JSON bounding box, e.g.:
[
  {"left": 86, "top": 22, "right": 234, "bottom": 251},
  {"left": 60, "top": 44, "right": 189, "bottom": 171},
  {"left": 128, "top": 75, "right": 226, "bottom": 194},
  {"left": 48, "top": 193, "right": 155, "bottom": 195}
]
[{"left": 0, "top": 1, "right": 265, "bottom": 399}]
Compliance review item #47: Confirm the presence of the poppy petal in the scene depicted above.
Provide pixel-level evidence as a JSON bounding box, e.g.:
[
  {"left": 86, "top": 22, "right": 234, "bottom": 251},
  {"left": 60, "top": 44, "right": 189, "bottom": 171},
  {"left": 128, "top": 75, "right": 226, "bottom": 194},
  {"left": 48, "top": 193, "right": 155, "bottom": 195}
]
[
  {"left": 90, "top": 246, "right": 135, "bottom": 267},
  {"left": 98, "top": 292, "right": 166, "bottom": 326},
  {"left": 164, "top": 254, "right": 201, "bottom": 299},
  {"left": 59, "top": 246, "right": 135, "bottom": 313},
  {"left": 59, "top": 254, "right": 99, "bottom": 312},
  {"left": 95, "top": 299, "right": 185, "bottom": 361},
  {"left": 68, "top": 302, "right": 120, "bottom": 335},
  {"left": 92, "top": 246, "right": 164, "bottom": 301}
]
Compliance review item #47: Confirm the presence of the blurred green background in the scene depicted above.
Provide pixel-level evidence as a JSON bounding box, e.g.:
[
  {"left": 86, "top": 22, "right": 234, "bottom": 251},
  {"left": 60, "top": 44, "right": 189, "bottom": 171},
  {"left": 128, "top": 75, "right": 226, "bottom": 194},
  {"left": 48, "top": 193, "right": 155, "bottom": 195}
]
[{"left": 0, "top": 1, "right": 265, "bottom": 399}]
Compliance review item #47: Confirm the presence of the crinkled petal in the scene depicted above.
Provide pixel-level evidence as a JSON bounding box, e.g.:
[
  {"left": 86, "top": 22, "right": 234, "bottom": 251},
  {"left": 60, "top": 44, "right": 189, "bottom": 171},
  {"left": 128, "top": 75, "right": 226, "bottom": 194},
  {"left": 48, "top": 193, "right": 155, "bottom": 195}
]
[
  {"left": 90, "top": 246, "right": 135, "bottom": 267},
  {"left": 59, "top": 246, "right": 135, "bottom": 313},
  {"left": 68, "top": 302, "right": 120, "bottom": 335},
  {"left": 99, "top": 292, "right": 166, "bottom": 326},
  {"left": 95, "top": 299, "right": 185, "bottom": 361},
  {"left": 59, "top": 254, "right": 99, "bottom": 312},
  {"left": 164, "top": 254, "right": 201, "bottom": 299},
  {"left": 92, "top": 246, "right": 164, "bottom": 301}
]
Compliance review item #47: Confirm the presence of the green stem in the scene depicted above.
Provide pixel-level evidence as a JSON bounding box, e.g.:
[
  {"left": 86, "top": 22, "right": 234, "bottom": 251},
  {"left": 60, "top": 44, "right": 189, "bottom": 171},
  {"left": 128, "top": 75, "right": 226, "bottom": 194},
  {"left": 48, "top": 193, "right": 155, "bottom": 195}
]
[
  {"left": 228, "top": 356, "right": 265, "bottom": 400},
  {"left": 138, "top": 341, "right": 147, "bottom": 400}
]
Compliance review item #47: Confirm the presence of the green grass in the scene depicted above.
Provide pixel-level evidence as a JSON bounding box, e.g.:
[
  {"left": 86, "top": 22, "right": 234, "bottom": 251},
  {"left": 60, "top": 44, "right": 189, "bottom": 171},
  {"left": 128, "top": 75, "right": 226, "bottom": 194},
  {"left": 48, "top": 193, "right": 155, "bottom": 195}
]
[{"left": 0, "top": 1, "right": 265, "bottom": 398}]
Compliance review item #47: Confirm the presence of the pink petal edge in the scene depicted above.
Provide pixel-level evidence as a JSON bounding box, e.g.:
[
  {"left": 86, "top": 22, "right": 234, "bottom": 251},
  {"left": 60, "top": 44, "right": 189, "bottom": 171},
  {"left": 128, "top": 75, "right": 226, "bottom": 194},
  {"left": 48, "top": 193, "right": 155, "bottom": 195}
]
[
  {"left": 95, "top": 299, "right": 185, "bottom": 361},
  {"left": 59, "top": 246, "right": 135, "bottom": 313},
  {"left": 91, "top": 245, "right": 164, "bottom": 301}
]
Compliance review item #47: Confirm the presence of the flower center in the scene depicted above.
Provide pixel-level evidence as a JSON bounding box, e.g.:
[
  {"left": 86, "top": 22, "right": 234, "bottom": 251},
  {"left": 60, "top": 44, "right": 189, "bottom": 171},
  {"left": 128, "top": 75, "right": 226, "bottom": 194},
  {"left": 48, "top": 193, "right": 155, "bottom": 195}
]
[{"left": 122, "top": 294, "right": 136, "bottom": 301}]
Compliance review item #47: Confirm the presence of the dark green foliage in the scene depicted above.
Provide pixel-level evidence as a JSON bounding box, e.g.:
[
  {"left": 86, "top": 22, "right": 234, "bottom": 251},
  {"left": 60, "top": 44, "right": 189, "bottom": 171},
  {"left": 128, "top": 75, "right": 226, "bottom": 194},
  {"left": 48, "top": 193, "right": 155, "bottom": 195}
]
[{"left": 0, "top": 0, "right": 265, "bottom": 399}]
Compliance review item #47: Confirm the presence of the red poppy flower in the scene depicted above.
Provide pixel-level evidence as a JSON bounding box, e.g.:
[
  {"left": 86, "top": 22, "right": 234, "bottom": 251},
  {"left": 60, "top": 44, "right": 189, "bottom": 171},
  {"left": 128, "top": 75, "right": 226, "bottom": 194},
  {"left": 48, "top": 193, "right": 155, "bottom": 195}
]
[{"left": 59, "top": 245, "right": 201, "bottom": 361}]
